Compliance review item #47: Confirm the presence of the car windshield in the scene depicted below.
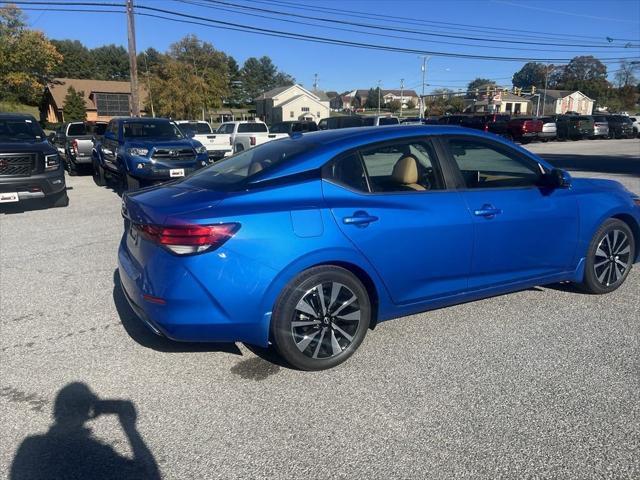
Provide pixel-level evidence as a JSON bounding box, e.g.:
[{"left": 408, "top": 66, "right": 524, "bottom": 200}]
[
  {"left": 123, "top": 121, "right": 184, "bottom": 139},
  {"left": 91, "top": 123, "right": 108, "bottom": 135},
  {"left": 0, "top": 118, "right": 44, "bottom": 142},
  {"left": 67, "top": 123, "right": 87, "bottom": 136},
  {"left": 182, "top": 139, "right": 315, "bottom": 190},
  {"left": 379, "top": 117, "right": 399, "bottom": 125},
  {"left": 180, "top": 122, "right": 212, "bottom": 134}
]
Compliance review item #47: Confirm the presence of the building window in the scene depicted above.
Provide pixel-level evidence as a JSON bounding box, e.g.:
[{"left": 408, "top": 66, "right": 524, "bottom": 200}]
[
  {"left": 301, "top": 107, "right": 310, "bottom": 112},
  {"left": 317, "top": 112, "right": 320, "bottom": 118},
  {"left": 505, "top": 102, "right": 513, "bottom": 112},
  {"left": 290, "top": 111, "right": 294, "bottom": 118},
  {"left": 95, "top": 93, "right": 130, "bottom": 116}
]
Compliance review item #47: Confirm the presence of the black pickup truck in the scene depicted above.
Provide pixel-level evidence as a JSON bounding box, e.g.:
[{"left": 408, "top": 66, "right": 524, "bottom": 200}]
[{"left": 0, "top": 113, "right": 68, "bottom": 208}]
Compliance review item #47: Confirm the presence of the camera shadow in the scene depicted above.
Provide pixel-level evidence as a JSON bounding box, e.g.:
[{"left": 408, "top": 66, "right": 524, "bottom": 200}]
[{"left": 9, "top": 382, "right": 160, "bottom": 480}]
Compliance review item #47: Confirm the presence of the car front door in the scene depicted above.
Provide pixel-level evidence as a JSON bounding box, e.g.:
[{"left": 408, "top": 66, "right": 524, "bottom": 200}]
[
  {"left": 322, "top": 137, "right": 473, "bottom": 305},
  {"left": 442, "top": 135, "right": 579, "bottom": 290},
  {"left": 100, "top": 121, "right": 120, "bottom": 172}
]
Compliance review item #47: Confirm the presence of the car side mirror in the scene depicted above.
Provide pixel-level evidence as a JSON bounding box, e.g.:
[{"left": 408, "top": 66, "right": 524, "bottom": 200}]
[
  {"left": 183, "top": 129, "right": 195, "bottom": 138},
  {"left": 544, "top": 168, "right": 571, "bottom": 189}
]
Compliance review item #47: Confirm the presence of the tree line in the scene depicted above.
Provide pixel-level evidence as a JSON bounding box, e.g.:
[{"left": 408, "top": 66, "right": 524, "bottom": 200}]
[{"left": 0, "top": 5, "right": 294, "bottom": 119}]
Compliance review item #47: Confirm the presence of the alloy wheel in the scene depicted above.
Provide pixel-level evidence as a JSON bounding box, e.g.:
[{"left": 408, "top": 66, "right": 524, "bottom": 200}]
[
  {"left": 594, "top": 229, "right": 631, "bottom": 287},
  {"left": 291, "top": 282, "right": 361, "bottom": 359}
]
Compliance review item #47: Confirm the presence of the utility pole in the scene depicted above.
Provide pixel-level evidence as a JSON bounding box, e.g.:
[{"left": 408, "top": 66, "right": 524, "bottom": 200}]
[
  {"left": 313, "top": 73, "right": 318, "bottom": 92},
  {"left": 400, "top": 78, "right": 404, "bottom": 118},
  {"left": 419, "top": 56, "right": 430, "bottom": 120},
  {"left": 377, "top": 80, "right": 381, "bottom": 115},
  {"left": 542, "top": 64, "right": 551, "bottom": 117},
  {"left": 126, "top": 0, "right": 140, "bottom": 117}
]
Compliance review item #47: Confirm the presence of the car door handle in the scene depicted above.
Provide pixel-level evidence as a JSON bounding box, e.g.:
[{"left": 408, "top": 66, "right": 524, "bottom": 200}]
[
  {"left": 474, "top": 205, "right": 502, "bottom": 218},
  {"left": 343, "top": 211, "right": 379, "bottom": 227}
]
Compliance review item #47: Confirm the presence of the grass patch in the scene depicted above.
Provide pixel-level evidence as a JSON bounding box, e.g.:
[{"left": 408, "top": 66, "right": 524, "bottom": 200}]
[{"left": 0, "top": 101, "right": 39, "bottom": 117}]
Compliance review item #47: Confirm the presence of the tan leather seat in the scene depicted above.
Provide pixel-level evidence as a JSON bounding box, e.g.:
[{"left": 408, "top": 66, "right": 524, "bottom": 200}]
[
  {"left": 391, "top": 155, "right": 425, "bottom": 191},
  {"left": 248, "top": 161, "right": 264, "bottom": 175}
]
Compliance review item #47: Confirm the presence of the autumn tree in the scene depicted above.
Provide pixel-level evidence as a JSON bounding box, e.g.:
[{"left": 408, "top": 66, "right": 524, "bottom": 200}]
[
  {"left": 62, "top": 86, "right": 86, "bottom": 121},
  {"left": 614, "top": 60, "right": 638, "bottom": 87},
  {"left": 512, "top": 62, "right": 547, "bottom": 89},
  {"left": 465, "top": 78, "right": 496, "bottom": 98},
  {"left": 150, "top": 36, "right": 230, "bottom": 119},
  {"left": 0, "top": 5, "right": 62, "bottom": 104}
]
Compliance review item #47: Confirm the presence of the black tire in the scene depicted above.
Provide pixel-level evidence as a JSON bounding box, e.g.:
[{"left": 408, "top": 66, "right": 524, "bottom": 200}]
[
  {"left": 126, "top": 174, "right": 140, "bottom": 191},
  {"left": 92, "top": 161, "right": 106, "bottom": 186},
  {"left": 271, "top": 266, "right": 370, "bottom": 371},
  {"left": 576, "top": 219, "right": 635, "bottom": 294},
  {"left": 47, "top": 190, "right": 69, "bottom": 208}
]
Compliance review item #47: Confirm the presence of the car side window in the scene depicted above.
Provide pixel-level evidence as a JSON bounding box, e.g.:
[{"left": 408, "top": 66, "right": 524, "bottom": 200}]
[
  {"left": 447, "top": 138, "right": 541, "bottom": 189},
  {"left": 359, "top": 140, "right": 444, "bottom": 192}
]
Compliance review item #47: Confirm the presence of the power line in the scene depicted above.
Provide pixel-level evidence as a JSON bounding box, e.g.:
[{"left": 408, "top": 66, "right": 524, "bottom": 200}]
[
  {"left": 193, "top": 0, "right": 640, "bottom": 49},
  {"left": 174, "top": 0, "right": 638, "bottom": 54},
  {"left": 247, "top": 0, "right": 640, "bottom": 44},
  {"left": 12, "top": 2, "right": 640, "bottom": 63}
]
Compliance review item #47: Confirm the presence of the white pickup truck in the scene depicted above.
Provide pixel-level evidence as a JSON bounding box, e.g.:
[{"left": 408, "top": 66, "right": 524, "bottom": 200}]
[
  {"left": 215, "top": 121, "right": 288, "bottom": 154},
  {"left": 175, "top": 120, "right": 233, "bottom": 160}
]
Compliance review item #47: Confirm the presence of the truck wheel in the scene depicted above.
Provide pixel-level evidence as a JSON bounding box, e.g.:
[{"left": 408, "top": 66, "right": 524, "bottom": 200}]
[
  {"left": 47, "top": 190, "right": 69, "bottom": 208},
  {"left": 126, "top": 174, "right": 140, "bottom": 191},
  {"left": 67, "top": 158, "right": 78, "bottom": 176},
  {"left": 92, "top": 162, "right": 106, "bottom": 186}
]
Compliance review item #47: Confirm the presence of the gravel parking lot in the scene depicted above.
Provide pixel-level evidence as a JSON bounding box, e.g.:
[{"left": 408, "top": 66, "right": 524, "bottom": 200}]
[{"left": 1, "top": 139, "right": 639, "bottom": 479}]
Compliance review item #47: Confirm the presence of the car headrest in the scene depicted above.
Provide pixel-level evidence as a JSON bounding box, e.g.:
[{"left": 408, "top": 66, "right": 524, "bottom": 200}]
[{"left": 391, "top": 155, "right": 420, "bottom": 185}]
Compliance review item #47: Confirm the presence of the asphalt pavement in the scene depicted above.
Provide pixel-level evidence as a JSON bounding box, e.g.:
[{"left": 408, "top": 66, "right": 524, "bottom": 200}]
[{"left": 1, "top": 139, "right": 639, "bottom": 479}]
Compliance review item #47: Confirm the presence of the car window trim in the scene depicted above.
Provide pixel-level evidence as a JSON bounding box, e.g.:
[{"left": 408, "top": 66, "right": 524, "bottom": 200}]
[
  {"left": 321, "top": 135, "right": 455, "bottom": 195},
  {"left": 440, "top": 134, "right": 547, "bottom": 191}
]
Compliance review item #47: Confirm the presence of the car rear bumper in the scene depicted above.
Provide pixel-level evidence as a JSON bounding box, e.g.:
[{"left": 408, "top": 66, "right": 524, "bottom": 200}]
[
  {"left": 537, "top": 131, "right": 556, "bottom": 138},
  {"left": 0, "top": 166, "right": 66, "bottom": 200},
  {"left": 117, "top": 236, "right": 274, "bottom": 346}
]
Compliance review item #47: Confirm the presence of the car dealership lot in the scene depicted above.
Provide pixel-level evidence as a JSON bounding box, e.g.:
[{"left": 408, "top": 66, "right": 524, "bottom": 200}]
[{"left": 1, "top": 139, "right": 639, "bottom": 479}]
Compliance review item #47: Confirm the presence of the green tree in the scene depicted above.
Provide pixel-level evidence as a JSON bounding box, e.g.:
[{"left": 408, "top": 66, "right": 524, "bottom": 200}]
[
  {"left": 150, "top": 35, "right": 230, "bottom": 119},
  {"left": 0, "top": 4, "right": 62, "bottom": 104},
  {"left": 466, "top": 78, "right": 496, "bottom": 98},
  {"left": 240, "top": 56, "right": 294, "bottom": 102},
  {"left": 62, "top": 86, "right": 86, "bottom": 121},
  {"left": 557, "top": 56, "right": 609, "bottom": 102},
  {"left": 387, "top": 99, "right": 402, "bottom": 112},
  {"left": 91, "top": 44, "right": 129, "bottom": 80},
  {"left": 512, "top": 62, "right": 547, "bottom": 89},
  {"left": 50, "top": 39, "right": 95, "bottom": 79},
  {"left": 406, "top": 98, "right": 416, "bottom": 110}
]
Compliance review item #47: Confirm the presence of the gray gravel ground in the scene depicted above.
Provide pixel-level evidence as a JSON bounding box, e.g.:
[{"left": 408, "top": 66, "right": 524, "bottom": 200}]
[{"left": 1, "top": 139, "right": 639, "bottom": 479}]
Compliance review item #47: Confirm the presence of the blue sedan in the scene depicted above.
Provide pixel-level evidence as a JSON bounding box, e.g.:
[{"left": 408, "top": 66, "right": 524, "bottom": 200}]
[{"left": 118, "top": 126, "right": 639, "bottom": 370}]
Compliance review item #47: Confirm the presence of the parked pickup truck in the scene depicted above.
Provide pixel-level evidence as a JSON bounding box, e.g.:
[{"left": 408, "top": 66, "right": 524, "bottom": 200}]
[
  {"left": 0, "top": 113, "right": 68, "bottom": 208},
  {"left": 215, "top": 121, "right": 287, "bottom": 154},
  {"left": 50, "top": 121, "right": 99, "bottom": 175},
  {"left": 175, "top": 120, "right": 232, "bottom": 160},
  {"left": 92, "top": 117, "right": 208, "bottom": 191}
]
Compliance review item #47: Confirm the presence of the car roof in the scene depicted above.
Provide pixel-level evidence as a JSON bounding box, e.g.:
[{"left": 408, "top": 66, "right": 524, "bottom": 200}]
[{"left": 0, "top": 113, "right": 38, "bottom": 121}]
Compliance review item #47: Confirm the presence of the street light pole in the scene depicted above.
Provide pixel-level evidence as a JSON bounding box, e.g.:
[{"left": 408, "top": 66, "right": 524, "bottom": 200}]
[
  {"left": 400, "top": 78, "right": 404, "bottom": 118},
  {"left": 542, "top": 64, "right": 550, "bottom": 117},
  {"left": 377, "top": 80, "right": 381, "bottom": 115},
  {"left": 419, "top": 56, "right": 429, "bottom": 120}
]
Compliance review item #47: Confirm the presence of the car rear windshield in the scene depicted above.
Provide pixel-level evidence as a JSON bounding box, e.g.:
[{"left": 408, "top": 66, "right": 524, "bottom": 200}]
[
  {"left": 378, "top": 117, "right": 399, "bottom": 125},
  {"left": 539, "top": 117, "right": 553, "bottom": 122},
  {"left": 180, "top": 122, "right": 212, "bottom": 134},
  {"left": 269, "top": 123, "right": 290, "bottom": 134},
  {"left": 238, "top": 123, "right": 268, "bottom": 133},
  {"left": 181, "top": 139, "right": 315, "bottom": 190},
  {"left": 123, "top": 121, "right": 184, "bottom": 139},
  {"left": 592, "top": 116, "right": 607, "bottom": 122},
  {"left": 0, "top": 118, "right": 44, "bottom": 142},
  {"left": 577, "top": 116, "right": 591, "bottom": 121},
  {"left": 67, "top": 123, "right": 87, "bottom": 136}
]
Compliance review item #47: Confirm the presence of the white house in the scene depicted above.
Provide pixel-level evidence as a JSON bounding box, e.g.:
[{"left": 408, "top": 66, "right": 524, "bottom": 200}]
[
  {"left": 541, "top": 90, "right": 594, "bottom": 115},
  {"left": 255, "top": 84, "right": 330, "bottom": 124}
]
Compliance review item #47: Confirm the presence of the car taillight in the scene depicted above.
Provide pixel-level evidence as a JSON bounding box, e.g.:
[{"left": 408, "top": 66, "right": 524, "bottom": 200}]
[
  {"left": 250, "top": 136, "right": 256, "bottom": 146},
  {"left": 484, "top": 124, "right": 489, "bottom": 132},
  {"left": 135, "top": 223, "right": 240, "bottom": 255},
  {"left": 522, "top": 123, "right": 528, "bottom": 133},
  {"left": 72, "top": 139, "right": 79, "bottom": 155}
]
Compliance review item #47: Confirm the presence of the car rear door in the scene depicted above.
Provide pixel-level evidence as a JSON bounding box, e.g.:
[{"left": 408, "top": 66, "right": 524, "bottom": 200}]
[
  {"left": 442, "top": 135, "right": 579, "bottom": 289},
  {"left": 322, "top": 136, "right": 473, "bottom": 305}
]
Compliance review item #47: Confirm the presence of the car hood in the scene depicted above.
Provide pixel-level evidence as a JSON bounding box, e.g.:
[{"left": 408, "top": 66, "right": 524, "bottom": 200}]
[
  {"left": 570, "top": 177, "right": 630, "bottom": 194},
  {"left": 0, "top": 140, "right": 56, "bottom": 155},
  {"left": 124, "top": 183, "right": 228, "bottom": 225}
]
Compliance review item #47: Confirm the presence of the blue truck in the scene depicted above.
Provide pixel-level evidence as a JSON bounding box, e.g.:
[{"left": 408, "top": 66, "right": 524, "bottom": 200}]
[{"left": 92, "top": 117, "right": 209, "bottom": 191}]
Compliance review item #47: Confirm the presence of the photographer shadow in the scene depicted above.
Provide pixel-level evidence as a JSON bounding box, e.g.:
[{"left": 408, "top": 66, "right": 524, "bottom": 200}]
[{"left": 10, "top": 382, "right": 160, "bottom": 480}]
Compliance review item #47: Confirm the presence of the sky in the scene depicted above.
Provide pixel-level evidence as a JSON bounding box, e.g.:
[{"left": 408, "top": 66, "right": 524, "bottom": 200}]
[{"left": 19, "top": 0, "right": 640, "bottom": 94}]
